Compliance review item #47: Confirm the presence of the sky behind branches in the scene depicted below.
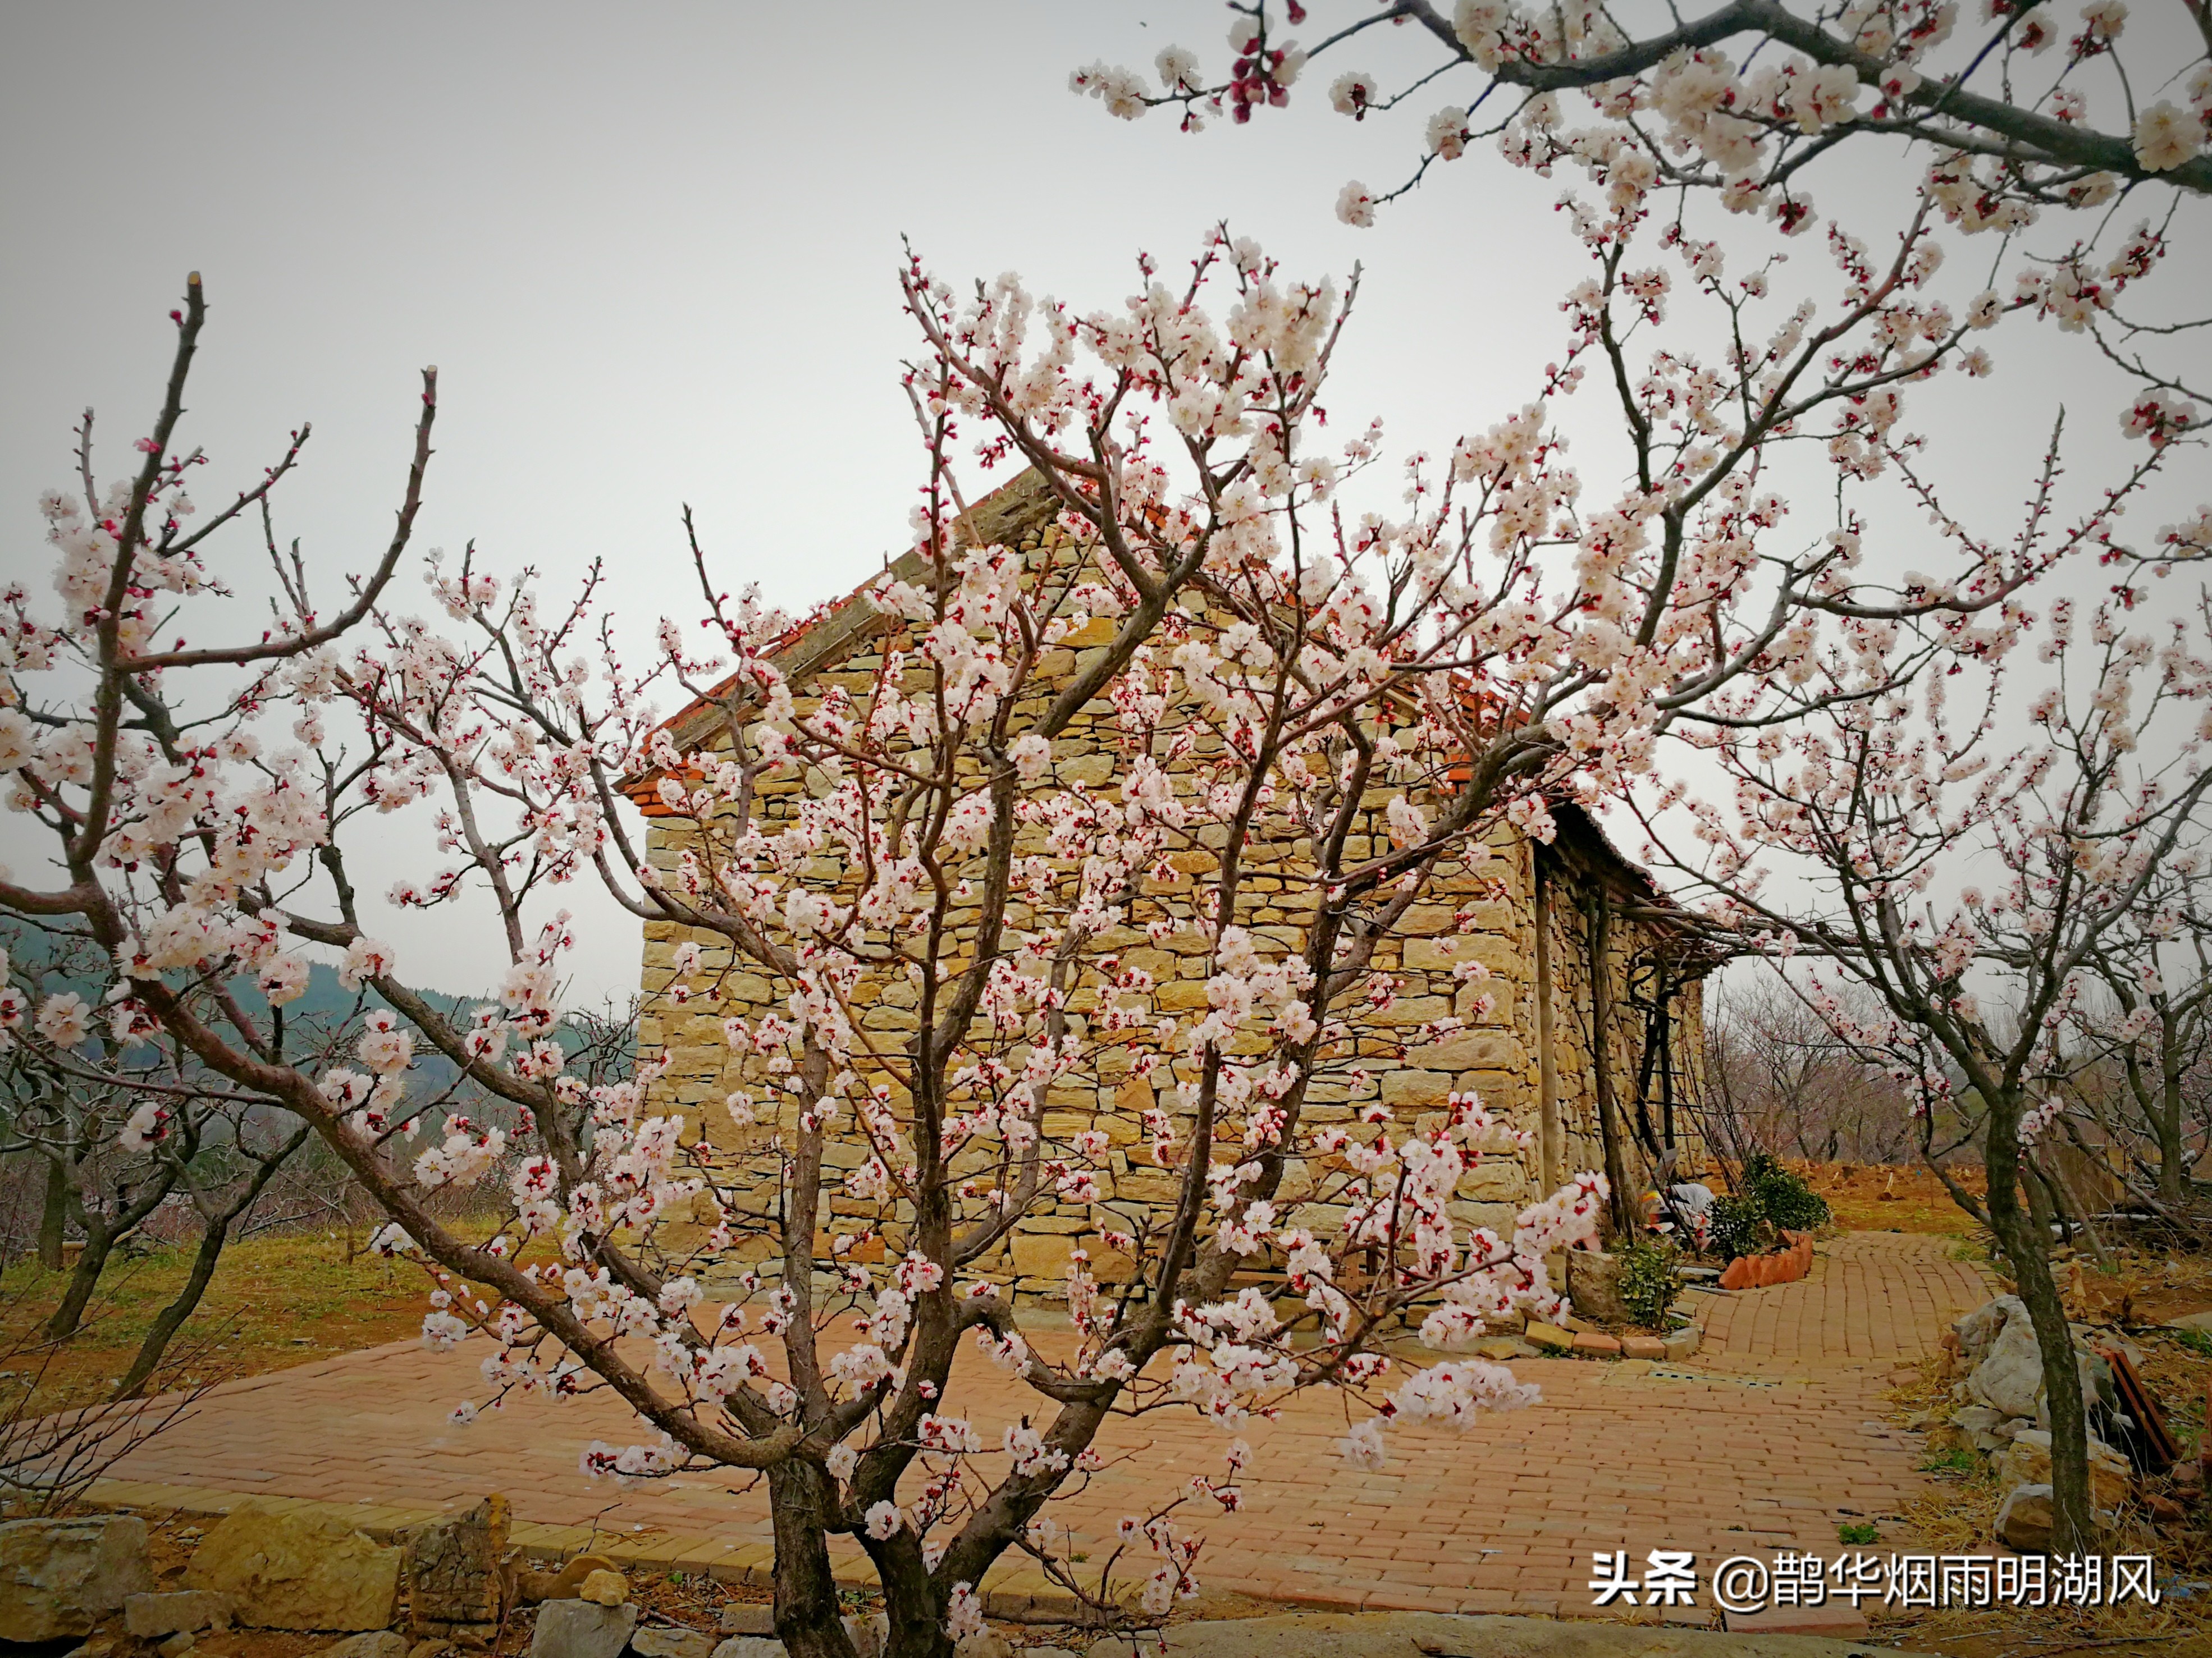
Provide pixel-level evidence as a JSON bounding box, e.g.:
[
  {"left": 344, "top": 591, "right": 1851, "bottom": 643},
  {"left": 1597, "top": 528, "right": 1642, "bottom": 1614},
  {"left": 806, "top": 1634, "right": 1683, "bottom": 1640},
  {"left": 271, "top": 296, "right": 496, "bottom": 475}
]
[{"left": 4, "top": 2, "right": 2204, "bottom": 1000}]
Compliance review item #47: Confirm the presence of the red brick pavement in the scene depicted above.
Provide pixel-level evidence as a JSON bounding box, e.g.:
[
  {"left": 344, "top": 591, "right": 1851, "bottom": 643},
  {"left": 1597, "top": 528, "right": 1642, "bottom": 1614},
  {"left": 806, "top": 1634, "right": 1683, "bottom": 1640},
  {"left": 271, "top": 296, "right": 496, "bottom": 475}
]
[{"left": 97, "top": 1233, "right": 1992, "bottom": 1618}]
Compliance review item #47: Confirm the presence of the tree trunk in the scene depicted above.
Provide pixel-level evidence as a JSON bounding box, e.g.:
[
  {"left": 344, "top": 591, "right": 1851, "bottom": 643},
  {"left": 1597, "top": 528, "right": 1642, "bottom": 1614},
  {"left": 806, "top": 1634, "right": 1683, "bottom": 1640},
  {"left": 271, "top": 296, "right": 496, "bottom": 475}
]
[
  {"left": 2158, "top": 1057, "right": 2188, "bottom": 1208},
  {"left": 870, "top": 1529, "right": 953, "bottom": 1658},
  {"left": 769, "top": 1460, "right": 860, "bottom": 1658},
  {"left": 115, "top": 1215, "right": 228, "bottom": 1398},
  {"left": 44, "top": 1221, "right": 115, "bottom": 1339},
  {"left": 1985, "top": 1100, "right": 2095, "bottom": 1552},
  {"left": 38, "top": 1156, "right": 68, "bottom": 1272}
]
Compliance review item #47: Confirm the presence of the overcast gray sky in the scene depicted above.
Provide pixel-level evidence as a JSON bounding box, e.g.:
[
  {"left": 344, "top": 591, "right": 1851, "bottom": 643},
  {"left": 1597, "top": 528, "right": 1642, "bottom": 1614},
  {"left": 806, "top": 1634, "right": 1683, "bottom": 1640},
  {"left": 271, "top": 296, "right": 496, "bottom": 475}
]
[{"left": 5, "top": 2, "right": 2203, "bottom": 1000}]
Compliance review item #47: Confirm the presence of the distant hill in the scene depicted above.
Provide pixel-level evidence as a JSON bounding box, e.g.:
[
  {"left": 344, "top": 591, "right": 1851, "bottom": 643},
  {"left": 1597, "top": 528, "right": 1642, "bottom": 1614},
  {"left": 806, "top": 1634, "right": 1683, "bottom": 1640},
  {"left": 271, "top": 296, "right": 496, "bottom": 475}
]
[{"left": 0, "top": 926, "right": 623, "bottom": 1123}]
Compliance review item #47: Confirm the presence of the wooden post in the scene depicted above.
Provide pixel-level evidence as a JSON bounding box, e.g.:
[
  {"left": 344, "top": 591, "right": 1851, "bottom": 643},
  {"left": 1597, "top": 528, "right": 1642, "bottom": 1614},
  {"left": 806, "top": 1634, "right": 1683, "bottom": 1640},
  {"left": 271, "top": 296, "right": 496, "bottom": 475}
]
[
  {"left": 1589, "top": 883, "right": 1638, "bottom": 1242},
  {"left": 1534, "top": 855, "right": 1563, "bottom": 1196}
]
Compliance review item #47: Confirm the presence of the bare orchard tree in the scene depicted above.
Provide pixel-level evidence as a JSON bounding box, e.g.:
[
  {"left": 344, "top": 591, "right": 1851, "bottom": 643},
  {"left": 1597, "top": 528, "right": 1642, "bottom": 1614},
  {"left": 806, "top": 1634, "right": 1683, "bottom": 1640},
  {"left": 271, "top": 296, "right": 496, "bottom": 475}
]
[
  {"left": 0, "top": 929, "right": 316, "bottom": 1395},
  {"left": 2054, "top": 851, "right": 2212, "bottom": 1217},
  {"left": 0, "top": 215, "right": 2064, "bottom": 1654},
  {"left": 1702, "top": 974, "right": 1919, "bottom": 1164}
]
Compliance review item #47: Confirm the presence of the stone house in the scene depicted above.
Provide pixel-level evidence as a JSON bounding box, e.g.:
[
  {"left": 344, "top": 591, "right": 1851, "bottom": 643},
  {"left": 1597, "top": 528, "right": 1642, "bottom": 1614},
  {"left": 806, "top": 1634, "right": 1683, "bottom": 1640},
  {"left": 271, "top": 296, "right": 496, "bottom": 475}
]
[{"left": 628, "top": 470, "right": 1716, "bottom": 1299}]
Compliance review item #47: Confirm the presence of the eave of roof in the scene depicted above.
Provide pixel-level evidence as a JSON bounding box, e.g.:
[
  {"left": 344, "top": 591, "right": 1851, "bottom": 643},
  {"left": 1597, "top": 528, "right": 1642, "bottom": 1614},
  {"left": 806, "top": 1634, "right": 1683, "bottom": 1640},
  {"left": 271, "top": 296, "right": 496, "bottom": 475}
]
[{"left": 622, "top": 468, "right": 1061, "bottom": 814}]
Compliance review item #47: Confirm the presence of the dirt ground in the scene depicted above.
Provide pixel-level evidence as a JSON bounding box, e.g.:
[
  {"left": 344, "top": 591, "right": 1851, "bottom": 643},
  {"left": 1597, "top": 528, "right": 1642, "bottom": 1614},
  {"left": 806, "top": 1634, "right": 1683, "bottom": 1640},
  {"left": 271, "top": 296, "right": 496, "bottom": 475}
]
[{"left": 1786, "top": 1158, "right": 1991, "bottom": 1239}]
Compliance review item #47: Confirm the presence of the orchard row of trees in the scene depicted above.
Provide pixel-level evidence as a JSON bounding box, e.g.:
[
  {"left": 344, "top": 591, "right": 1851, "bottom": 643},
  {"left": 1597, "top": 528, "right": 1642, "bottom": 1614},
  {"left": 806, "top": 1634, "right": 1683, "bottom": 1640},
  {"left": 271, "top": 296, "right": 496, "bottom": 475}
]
[{"left": 0, "top": 0, "right": 2205, "bottom": 1632}]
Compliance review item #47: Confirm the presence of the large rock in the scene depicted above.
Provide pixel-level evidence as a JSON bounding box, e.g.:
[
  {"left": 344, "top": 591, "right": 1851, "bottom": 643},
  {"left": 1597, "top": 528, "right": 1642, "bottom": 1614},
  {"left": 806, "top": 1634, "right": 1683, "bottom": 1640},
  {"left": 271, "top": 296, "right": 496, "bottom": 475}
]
[
  {"left": 0, "top": 1514, "right": 154, "bottom": 1642},
  {"left": 531, "top": 1599, "right": 636, "bottom": 1658},
  {"left": 404, "top": 1494, "right": 509, "bottom": 1634},
  {"left": 719, "top": 1604, "right": 776, "bottom": 1636},
  {"left": 183, "top": 1500, "right": 400, "bottom": 1632},
  {"left": 577, "top": 1569, "right": 626, "bottom": 1607},
  {"left": 711, "top": 1638, "right": 785, "bottom": 1658},
  {"left": 1564, "top": 1251, "right": 1631, "bottom": 1325},
  {"left": 1996, "top": 1482, "right": 2055, "bottom": 1552},
  {"left": 319, "top": 1634, "right": 409, "bottom": 1658},
  {"left": 1953, "top": 1296, "right": 2021, "bottom": 1371},
  {"left": 633, "top": 1629, "right": 715, "bottom": 1658},
  {"left": 1998, "top": 1429, "right": 2133, "bottom": 1512},
  {"left": 1965, "top": 1299, "right": 2048, "bottom": 1421},
  {"left": 514, "top": 1554, "right": 615, "bottom": 1606},
  {"left": 124, "top": 1590, "right": 234, "bottom": 1638},
  {"left": 1950, "top": 1404, "right": 2019, "bottom": 1450}
]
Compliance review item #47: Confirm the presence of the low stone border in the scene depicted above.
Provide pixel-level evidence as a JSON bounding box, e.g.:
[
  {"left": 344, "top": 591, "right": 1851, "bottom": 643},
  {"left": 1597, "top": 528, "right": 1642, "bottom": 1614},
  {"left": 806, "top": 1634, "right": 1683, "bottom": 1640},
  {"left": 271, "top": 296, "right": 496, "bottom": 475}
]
[
  {"left": 1718, "top": 1234, "right": 1815, "bottom": 1291},
  {"left": 77, "top": 1480, "right": 1087, "bottom": 1622}
]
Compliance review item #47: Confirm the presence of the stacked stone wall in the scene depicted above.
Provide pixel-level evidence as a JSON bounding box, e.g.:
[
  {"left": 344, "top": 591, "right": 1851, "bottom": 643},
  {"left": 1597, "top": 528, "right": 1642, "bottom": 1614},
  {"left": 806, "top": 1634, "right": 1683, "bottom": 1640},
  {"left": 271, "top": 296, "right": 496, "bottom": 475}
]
[{"left": 634, "top": 492, "right": 1706, "bottom": 1301}]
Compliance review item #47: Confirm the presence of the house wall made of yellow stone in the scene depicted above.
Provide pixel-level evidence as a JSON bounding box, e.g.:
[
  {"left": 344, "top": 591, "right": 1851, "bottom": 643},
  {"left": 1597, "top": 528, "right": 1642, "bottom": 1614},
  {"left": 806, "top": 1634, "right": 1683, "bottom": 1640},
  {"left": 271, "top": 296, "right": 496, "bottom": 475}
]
[{"left": 631, "top": 501, "right": 1707, "bottom": 1299}]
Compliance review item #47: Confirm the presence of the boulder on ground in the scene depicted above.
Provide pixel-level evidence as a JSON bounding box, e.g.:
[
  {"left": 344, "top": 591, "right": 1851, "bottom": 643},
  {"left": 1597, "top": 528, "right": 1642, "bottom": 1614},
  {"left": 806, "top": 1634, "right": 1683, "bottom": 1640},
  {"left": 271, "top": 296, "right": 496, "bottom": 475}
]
[
  {"left": 956, "top": 1634, "right": 1014, "bottom": 1658},
  {"left": 1998, "top": 1429, "right": 2133, "bottom": 1512},
  {"left": 632, "top": 1628, "right": 715, "bottom": 1658},
  {"left": 183, "top": 1499, "right": 401, "bottom": 1632},
  {"left": 718, "top": 1604, "right": 776, "bottom": 1637},
  {"left": 844, "top": 1611, "right": 889, "bottom": 1658},
  {"left": 0, "top": 1514, "right": 154, "bottom": 1642},
  {"left": 1565, "top": 1251, "right": 1630, "bottom": 1325},
  {"left": 530, "top": 1599, "right": 636, "bottom": 1658},
  {"left": 319, "top": 1633, "right": 409, "bottom": 1658},
  {"left": 125, "top": 1590, "right": 235, "bottom": 1638},
  {"left": 708, "top": 1634, "right": 785, "bottom": 1658},
  {"left": 1965, "top": 1300, "right": 2047, "bottom": 1422},
  {"left": 1954, "top": 1296, "right": 2020, "bottom": 1371},
  {"left": 1950, "top": 1404, "right": 2018, "bottom": 1450},
  {"left": 405, "top": 1495, "right": 510, "bottom": 1633},
  {"left": 576, "top": 1569, "right": 626, "bottom": 1607},
  {"left": 1996, "top": 1483, "right": 2056, "bottom": 1552},
  {"left": 513, "top": 1554, "right": 615, "bottom": 1606}
]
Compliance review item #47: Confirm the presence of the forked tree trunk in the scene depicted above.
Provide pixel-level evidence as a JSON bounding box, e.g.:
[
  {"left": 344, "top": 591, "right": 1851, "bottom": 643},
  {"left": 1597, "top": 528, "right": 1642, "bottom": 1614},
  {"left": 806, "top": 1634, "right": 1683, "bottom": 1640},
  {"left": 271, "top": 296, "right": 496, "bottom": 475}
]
[
  {"left": 770, "top": 1459, "right": 861, "bottom": 1658},
  {"left": 870, "top": 1526, "right": 954, "bottom": 1658}
]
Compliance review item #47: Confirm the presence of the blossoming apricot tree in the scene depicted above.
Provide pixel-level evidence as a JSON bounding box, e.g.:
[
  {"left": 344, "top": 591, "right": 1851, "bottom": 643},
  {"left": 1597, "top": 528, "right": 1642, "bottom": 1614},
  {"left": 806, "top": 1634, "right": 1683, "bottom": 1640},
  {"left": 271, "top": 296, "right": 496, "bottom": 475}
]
[
  {"left": 0, "top": 195, "right": 2118, "bottom": 1647},
  {"left": 1075, "top": 0, "right": 2208, "bottom": 448},
  {"left": 1631, "top": 571, "right": 2212, "bottom": 1551},
  {"left": 1077, "top": 0, "right": 2212, "bottom": 1559}
]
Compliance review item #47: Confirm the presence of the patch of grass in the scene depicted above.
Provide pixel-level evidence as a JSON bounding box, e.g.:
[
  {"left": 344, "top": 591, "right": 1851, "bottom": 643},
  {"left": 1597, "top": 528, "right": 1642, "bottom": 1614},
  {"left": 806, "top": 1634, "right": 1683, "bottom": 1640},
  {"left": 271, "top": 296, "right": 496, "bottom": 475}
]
[
  {"left": 1836, "top": 1521, "right": 1880, "bottom": 1545},
  {"left": 1916, "top": 1446, "right": 1981, "bottom": 1476},
  {"left": 2173, "top": 1326, "right": 2212, "bottom": 1359},
  {"left": 0, "top": 1229, "right": 449, "bottom": 1414}
]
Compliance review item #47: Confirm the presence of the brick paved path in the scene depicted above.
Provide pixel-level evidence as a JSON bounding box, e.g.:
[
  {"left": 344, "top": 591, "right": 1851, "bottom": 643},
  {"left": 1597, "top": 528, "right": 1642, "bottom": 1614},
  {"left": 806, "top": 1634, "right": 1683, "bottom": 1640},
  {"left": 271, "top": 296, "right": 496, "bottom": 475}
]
[{"left": 95, "top": 1233, "right": 1991, "bottom": 1618}]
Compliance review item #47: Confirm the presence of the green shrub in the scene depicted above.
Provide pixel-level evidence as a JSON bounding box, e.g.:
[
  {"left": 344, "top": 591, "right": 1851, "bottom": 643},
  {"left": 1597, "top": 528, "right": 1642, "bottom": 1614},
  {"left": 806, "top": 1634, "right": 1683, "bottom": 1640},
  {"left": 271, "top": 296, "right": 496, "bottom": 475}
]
[
  {"left": 1702, "top": 1154, "right": 1832, "bottom": 1261},
  {"left": 1704, "top": 1193, "right": 1770, "bottom": 1261},
  {"left": 1837, "top": 1522, "right": 1880, "bottom": 1545},
  {"left": 1617, "top": 1238, "right": 1686, "bottom": 1330},
  {"left": 1742, "top": 1152, "right": 1831, "bottom": 1231}
]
